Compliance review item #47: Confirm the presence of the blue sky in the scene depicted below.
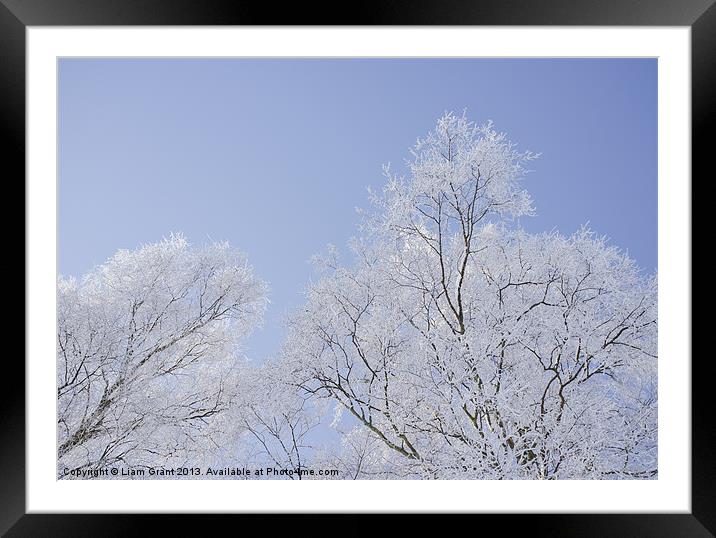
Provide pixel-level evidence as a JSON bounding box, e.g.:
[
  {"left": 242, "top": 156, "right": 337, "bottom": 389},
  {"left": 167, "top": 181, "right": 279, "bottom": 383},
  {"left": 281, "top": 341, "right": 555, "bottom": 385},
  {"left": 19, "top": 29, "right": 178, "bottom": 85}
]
[{"left": 58, "top": 58, "right": 657, "bottom": 362}]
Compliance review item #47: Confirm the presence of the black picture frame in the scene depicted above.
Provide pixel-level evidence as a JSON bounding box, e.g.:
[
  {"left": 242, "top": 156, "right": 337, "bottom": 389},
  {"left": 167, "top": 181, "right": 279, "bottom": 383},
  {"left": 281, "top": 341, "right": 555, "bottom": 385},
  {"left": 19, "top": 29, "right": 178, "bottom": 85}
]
[{"left": 4, "top": 1, "right": 708, "bottom": 535}]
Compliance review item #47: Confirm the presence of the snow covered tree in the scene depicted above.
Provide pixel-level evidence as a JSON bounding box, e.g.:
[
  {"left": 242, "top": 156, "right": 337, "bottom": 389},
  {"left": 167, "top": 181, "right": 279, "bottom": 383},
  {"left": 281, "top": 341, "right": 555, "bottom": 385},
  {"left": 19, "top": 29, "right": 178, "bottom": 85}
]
[
  {"left": 57, "top": 112, "right": 657, "bottom": 481},
  {"left": 57, "top": 234, "right": 268, "bottom": 476},
  {"left": 281, "top": 112, "right": 657, "bottom": 479},
  {"left": 234, "top": 358, "right": 324, "bottom": 479}
]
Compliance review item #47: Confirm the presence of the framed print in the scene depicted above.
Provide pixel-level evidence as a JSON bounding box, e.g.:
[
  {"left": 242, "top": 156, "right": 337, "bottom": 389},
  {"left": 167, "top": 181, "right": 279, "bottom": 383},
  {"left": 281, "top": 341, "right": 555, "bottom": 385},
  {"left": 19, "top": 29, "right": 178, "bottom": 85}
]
[{"left": 5, "top": 0, "right": 709, "bottom": 534}]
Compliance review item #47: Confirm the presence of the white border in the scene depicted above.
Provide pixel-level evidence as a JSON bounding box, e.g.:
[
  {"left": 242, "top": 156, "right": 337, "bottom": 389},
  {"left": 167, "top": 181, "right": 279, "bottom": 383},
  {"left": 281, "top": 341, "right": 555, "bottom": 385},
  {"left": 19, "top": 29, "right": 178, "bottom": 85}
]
[{"left": 27, "top": 27, "right": 691, "bottom": 513}]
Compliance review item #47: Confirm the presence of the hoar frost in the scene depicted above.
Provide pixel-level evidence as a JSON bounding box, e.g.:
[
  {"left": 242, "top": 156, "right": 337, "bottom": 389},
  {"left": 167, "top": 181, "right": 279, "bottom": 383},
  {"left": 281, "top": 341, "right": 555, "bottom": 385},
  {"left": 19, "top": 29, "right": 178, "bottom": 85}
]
[{"left": 58, "top": 112, "right": 657, "bottom": 480}]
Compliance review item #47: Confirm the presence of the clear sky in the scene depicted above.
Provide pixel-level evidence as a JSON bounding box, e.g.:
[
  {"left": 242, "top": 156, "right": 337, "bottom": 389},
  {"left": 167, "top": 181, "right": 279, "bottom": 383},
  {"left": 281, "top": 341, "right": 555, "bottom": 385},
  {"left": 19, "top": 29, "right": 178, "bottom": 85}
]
[{"left": 58, "top": 58, "right": 657, "bottom": 362}]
